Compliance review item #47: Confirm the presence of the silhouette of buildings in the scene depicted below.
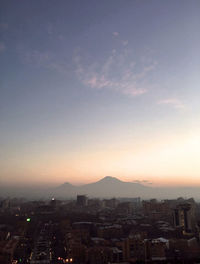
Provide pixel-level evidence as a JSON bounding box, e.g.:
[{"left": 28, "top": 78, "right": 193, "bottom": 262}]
[
  {"left": 174, "top": 202, "right": 196, "bottom": 233},
  {"left": 77, "top": 195, "right": 88, "bottom": 207}
]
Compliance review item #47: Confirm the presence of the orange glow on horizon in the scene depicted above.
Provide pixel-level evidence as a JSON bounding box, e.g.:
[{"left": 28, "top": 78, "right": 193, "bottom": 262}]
[{"left": 1, "top": 130, "right": 200, "bottom": 187}]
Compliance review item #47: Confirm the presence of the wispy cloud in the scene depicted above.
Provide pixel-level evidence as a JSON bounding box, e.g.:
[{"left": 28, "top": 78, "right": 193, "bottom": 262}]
[
  {"left": 18, "top": 47, "right": 71, "bottom": 74},
  {"left": 17, "top": 41, "right": 157, "bottom": 99},
  {"left": 21, "top": 50, "right": 51, "bottom": 65},
  {"left": 158, "top": 98, "right": 185, "bottom": 109},
  {"left": 74, "top": 47, "right": 157, "bottom": 97},
  {"left": 122, "top": 40, "right": 128, "bottom": 46},
  {"left": 0, "top": 42, "right": 6, "bottom": 52},
  {"left": 112, "top": 31, "right": 119, "bottom": 37},
  {"left": 133, "top": 180, "right": 153, "bottom": 185}
]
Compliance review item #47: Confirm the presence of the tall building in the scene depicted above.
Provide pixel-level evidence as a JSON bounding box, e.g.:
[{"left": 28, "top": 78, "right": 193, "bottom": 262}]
[
  {"left": 77, "top": 195, "right": 88, "bottom": 207},
  {"left": 174, "top": 203, "right": 195, "bottom": 233}
]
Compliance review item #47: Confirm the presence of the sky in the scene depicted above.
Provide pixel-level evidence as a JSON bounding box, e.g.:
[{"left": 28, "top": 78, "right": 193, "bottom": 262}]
[{"left": 0, "top": 0, "right": 200, "bottom": 187}]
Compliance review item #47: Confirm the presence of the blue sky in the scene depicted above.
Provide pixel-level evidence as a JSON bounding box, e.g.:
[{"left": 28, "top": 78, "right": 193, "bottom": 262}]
[{"left": 1, "top": 0, "right": 200, "bottom": 186}]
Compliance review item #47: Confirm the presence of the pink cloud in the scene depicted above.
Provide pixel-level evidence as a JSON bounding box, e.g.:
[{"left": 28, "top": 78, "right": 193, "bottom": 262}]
[
  {"left": 113, "top": 31, "right": 119, "bottom": 37},
  {"left": 86, "top": 76, "right": 98, "bottom": 88},
  {"left": 158, "top": 98, "right": 185, "bottom": 109},
  {"left": 122, "top": 40, "right": 128, "bottom": 46},
  {"left": 123, "top": 87, "right": 147, "bottom": 96},
  {"left": 74, "top": 46, "right": 156, "bottom": 97}
]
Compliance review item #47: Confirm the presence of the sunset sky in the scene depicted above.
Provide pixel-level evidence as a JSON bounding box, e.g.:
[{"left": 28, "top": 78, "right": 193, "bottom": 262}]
[{"left": 1, "top": 0, "right": 200, "bottom": 187}]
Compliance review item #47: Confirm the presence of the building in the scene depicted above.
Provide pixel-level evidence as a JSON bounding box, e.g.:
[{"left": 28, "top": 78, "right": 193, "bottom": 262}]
[
  {"left": 123, "top": 236, "right": 145, "bottom": 262},
  {"left": 174, "top": 203, "right": 195, "bottom": 233},
  {"left": 76, "top": 195, "right": 88, "bottom": 207}
]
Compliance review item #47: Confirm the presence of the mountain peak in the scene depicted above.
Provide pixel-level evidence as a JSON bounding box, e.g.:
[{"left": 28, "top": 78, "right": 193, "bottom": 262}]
[
  {"left": 99, "top": 176, "right": 122, "bottom": 182},
  {"left": 63, "top": 182, "right": 72, "bottom": 185}
]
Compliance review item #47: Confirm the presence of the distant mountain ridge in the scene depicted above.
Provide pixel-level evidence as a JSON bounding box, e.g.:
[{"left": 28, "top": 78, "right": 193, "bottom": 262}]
[
  {"left": 59, "top": 176, "right": 150, "bottom": 198},
  {"left": 47, "top": 176, "right": 200, "bottom": 200},
  {"left": 44, "top": 177, "right": 148, "bottom": 199},
  {"left": 1, "top": 176, "right": 200, "bottom": 200}
]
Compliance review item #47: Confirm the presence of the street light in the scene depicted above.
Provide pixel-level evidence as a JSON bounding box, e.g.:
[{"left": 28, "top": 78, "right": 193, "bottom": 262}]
[{"left": 65, "top": 258, "right": 73, "bottom": 262}]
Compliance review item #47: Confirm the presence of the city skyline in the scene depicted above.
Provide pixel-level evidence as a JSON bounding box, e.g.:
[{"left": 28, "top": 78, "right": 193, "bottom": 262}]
[{"left": 1, "top": 0, "right": 200, "bottom": 187}]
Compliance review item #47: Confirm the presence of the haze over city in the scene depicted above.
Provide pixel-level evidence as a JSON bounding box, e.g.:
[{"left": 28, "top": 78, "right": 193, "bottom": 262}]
[
  {"left": 2, "top": 2, "right": 200, "bottom": 264},
  {"left": 1, "top": 0, "right": 200, "bottom": 189}
]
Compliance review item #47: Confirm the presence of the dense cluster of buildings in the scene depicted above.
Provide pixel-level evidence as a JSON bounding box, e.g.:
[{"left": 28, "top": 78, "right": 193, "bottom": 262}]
[{"left": 1, "top": 195, "right": 200, "bottom": 263}]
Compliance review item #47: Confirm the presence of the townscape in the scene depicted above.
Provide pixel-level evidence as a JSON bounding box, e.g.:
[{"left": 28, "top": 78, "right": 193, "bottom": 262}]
[
  {"left": 1, "top": 0, "right": 200, "bottom": 263},
  {"left": 1, "top": 194, "right": 200, "bottom": 263}
]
